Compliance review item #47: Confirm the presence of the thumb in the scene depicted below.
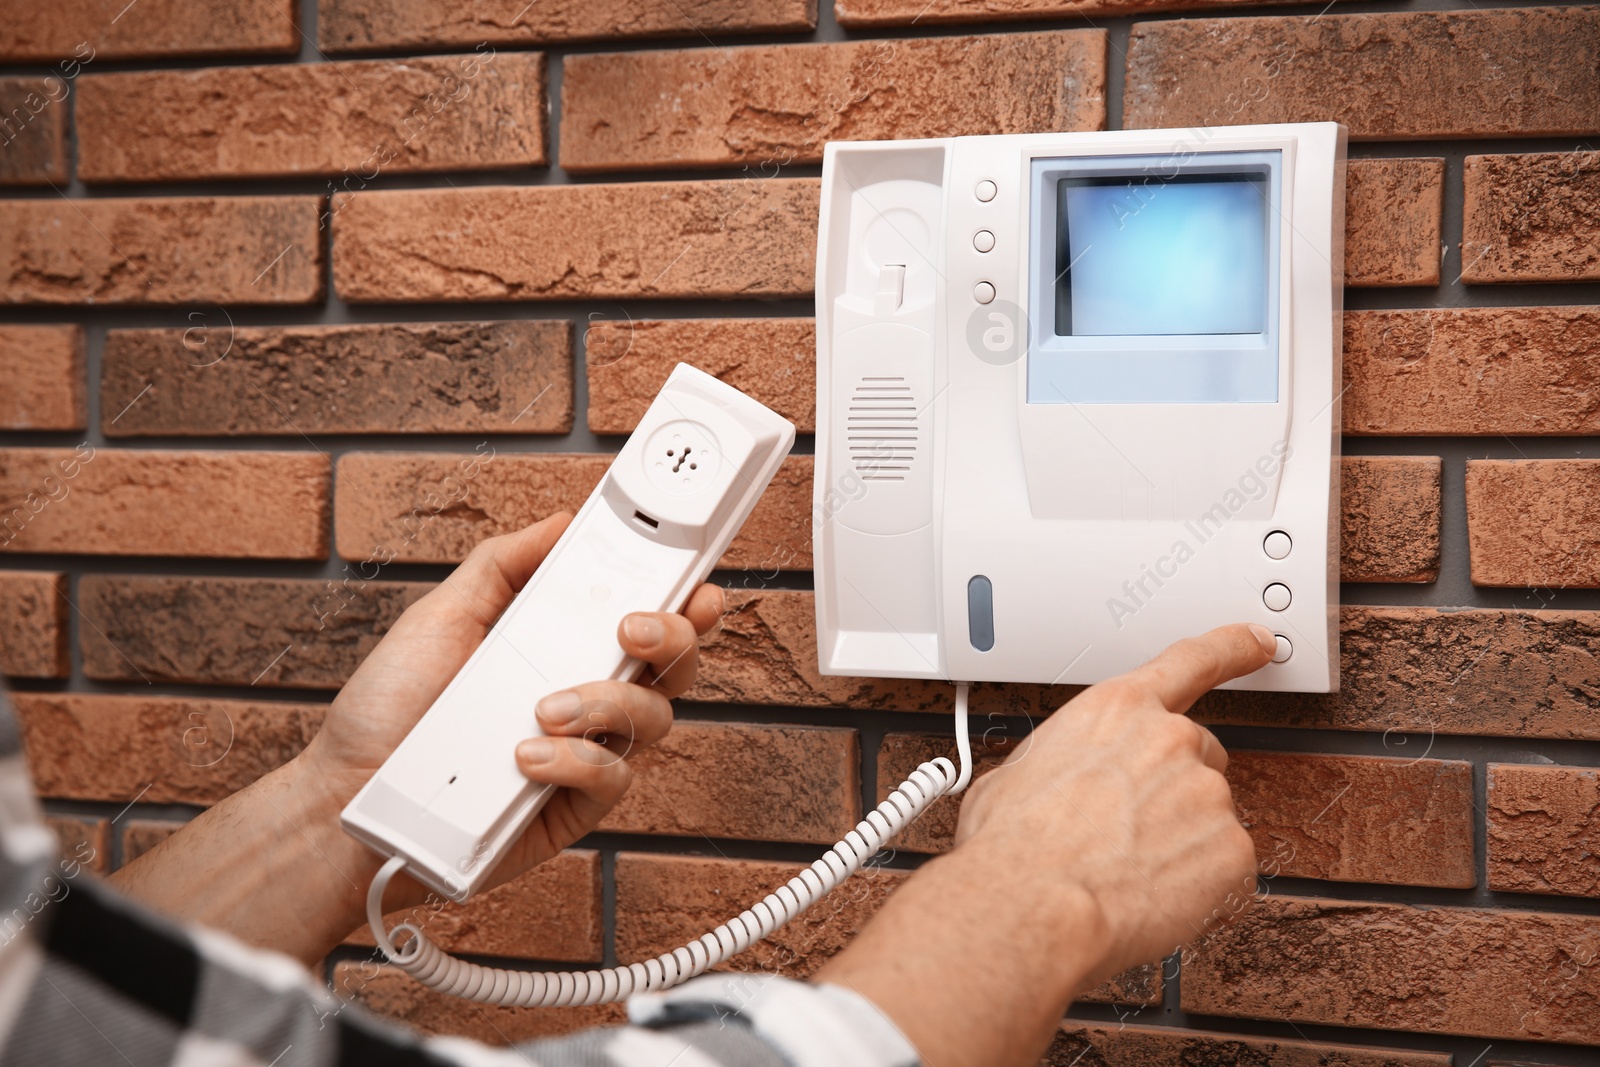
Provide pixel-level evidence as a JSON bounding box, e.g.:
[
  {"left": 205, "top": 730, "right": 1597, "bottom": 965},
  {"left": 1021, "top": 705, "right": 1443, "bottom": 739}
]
[
  {"left": 413, "top": 512, "right": 572, "bottom": 631},
  {"left": 1120, "top": 624, "right": 1278, "bottom": 714}
]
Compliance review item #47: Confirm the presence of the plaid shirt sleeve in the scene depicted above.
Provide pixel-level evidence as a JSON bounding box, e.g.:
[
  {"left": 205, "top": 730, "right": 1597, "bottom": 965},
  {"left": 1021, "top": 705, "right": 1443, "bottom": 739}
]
[{"left": 0, "top": 688, "right": 920, "bottom": 1067}]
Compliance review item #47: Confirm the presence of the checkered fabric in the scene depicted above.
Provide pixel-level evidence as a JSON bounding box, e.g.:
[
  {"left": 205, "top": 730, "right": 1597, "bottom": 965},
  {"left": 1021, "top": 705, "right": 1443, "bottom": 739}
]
[{"left": 0, "top": 688, "right": 919, "bottom": 1067}]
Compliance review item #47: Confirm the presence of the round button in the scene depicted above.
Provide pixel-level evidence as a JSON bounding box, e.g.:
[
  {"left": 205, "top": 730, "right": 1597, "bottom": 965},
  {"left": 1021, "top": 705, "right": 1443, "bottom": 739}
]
[
  {"left": 1263, "top": 583, "right": 1292, "bottom": 612},
  {"left": 975, "top": 180, "right": 997, "bottom": 203},
  {"left": 973, "top": 229, "right": 996, "bottom": 253},
  {"left": 1263, "top": 531, "right": 1292, "bottom": 560},
  {"left": 973, "top": 281, "right": 996, "bottom": 304},
  {"left": 1271, "top": 635, "right": 1293, "bottom": 663}
]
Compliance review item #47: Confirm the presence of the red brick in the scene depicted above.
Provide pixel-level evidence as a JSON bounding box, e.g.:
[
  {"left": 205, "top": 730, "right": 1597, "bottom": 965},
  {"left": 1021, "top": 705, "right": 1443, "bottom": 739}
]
[
  {"left": 587, "top": 318, "right": 816, "bottom": 434},
  {"left": 0, "top": 449, "right": 330, "bottom": 559},
  {"left": 1345, "top": 307, "right": 1600, "bottom": 435},
  {"left": 598, "top": 308, "right": 1572, "bottom": 442},
  {"left": 318, "top": 0, "right": 814, "bottom": 53},
  {"left": 334, "top": 452, "right": 811, "bottom": 570},
  {"left": 688, "top": 592, "right": 1600, "bottom": 740},
  {"left": 0, "top": 570, "right": 68, "bottom": 679},
  {"left": 77, "top": 54, "right": 544, "bottom": 183},
  {"left": 878, "top": 735, "right": 1474, "bottom": 888},
  {"left": 598, "top": 721, "right": 857, "bottom": 845},
  {"left": 1197, "top": 606, "right": 1600, "bottom": 741},
  {"left": 347, "top": 850, "right": 603, "bottom": 963},
  {"left": 102, "top": 322, "right": 572, "bottom": 437},
  {"left": 1080, "top": 963, "right": 1163, "bottom": 1008},
  {"left": 119, "top": 819, "right": 182, "bottom": 866},
  {"left": 1487, "top": 764, "right": 1600, "bottom": 899},
  {"left": 614, "top": 852, "right": 1156, "bottom": 1004},
  {"left": 332, "top": 179, "right": 816, "bottom": 302},
  {"left": 838, "top": 0, "right": 1293, "bottom": 26},
  {"left": 14, "top": 693, "right": 324, "bottom": 805},
  {"left": 0, "top": 78, "right": 68, "bottom": 186},
  {"left": 1463, "top": 152, "right": 1600, "bottom": 283},
  {"left": 1046, "top": 1021, "right": 1452, "bottom": 1067},
  {"left": 1182, "top": 895, "right": 1600, "bottom": 1044},
  {"left": 1228, "top": 751, "right": 1474, "bottom": 888},
  {"left": 71, "top": 580, "right": 1600, "bottom": 742},
  {"left": 0, "top": 325, "right": 84, "bottom": 430},
  {"left": 561, "top": 33, "right": 1105, "bottom": 172},
  {"left": 1, "top": 196, "right": 323, "bottom": 306},
  {"left": 41, "top": 814, "right": 109, "bottom": 874},
  {"left": 1, "top": 2, "right": 296, "bottom": 62},
  {"left": 589, "top": 303, "right": 1600, "bottom": 445},
  {"left": 1340, "top": 456, "right": 1440, "bottom": 583},
  {"left": 1344, "top": 158, "right": 1442, "bottom": 287},
  {"left": 1125, "top": 9, "right": 1600, "bottom": 140},
  {"left": 333, "top": 963, "right": 625, "bottom": 1044},
  {"left": 77, "top": 576, "right": 426, "bottom": 688},
  {"left": 1465, "top": 461, "right": 1600, "bottom": 588},
  {"left": 333, "top": 167, "right": 1433, "bottom": 301},
  {"left": 875, "top": 732, "right": 1015, "bottom": 855}
]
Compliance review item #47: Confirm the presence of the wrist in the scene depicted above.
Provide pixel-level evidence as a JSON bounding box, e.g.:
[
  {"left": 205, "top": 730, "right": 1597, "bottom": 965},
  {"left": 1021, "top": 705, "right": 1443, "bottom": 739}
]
[
  {"left": 818, "top": 838, "right": 1112, "bottom": 1067},
  {"left": 941, "top": 835, "right": 1114, "bottom": 1005},
  {"left": 275, "top": 752, "right": 410, "bottom": 925},
  {"left": 281, "top": 745, "right": 433, "bottom": 919}
]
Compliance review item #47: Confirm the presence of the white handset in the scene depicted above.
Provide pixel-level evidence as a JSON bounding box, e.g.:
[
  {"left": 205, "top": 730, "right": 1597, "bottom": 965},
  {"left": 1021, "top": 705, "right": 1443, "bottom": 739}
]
[{"left": 341, "top": 363, "right": 795, "bottom": 902}]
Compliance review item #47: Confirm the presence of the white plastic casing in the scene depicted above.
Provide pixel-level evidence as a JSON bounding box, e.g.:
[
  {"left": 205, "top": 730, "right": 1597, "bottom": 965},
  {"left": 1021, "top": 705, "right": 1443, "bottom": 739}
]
[
  {"left": 814, "top": 124, "right": 1344, "bottom": 693},
  {"left": 343, "top": 364, "right": 795, "bottom": 901}
]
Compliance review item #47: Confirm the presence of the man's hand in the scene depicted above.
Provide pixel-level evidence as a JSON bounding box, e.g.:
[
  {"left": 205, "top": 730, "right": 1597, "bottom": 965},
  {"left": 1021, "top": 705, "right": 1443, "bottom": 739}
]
[
  {"left": 817, "top": 624, "right": 1276, "bottom": 1067},
  {"left": 112, "top": 513, "right": 724, "bottom": 964},
  {"left": 297, "top": 512, "right": 725, "bottom": 908},
  {"left": 952, "top": 623, "right": 1273, "bottom": 984}
]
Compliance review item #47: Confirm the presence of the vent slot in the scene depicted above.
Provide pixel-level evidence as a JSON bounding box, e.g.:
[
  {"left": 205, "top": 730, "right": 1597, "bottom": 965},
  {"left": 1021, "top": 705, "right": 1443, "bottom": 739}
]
[
  {"left": 632, "top": 510, "right": 660, "bottom": 530},
  {"left": 846, "top": 375, "right": 921, "bottom": 482}
]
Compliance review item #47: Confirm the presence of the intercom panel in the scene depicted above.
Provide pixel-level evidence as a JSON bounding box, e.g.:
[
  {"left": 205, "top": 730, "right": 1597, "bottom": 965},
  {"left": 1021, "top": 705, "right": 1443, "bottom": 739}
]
[{"left": 814, "top": 124, "right": 1345, "bottom": 692}]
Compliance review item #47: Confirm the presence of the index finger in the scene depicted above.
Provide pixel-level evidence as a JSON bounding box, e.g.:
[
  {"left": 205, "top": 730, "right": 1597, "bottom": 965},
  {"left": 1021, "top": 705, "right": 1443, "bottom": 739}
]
[
  {"left": 682, "top": 583, "right": 724, "bottom": 636},
  {"left": 1123, "top": 624, "right": 1278, "bottom": 714}
]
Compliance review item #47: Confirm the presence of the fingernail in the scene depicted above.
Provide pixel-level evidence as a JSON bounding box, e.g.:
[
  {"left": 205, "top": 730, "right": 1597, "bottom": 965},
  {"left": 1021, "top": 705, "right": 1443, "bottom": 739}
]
[
  {"left": 624, "top": 615, "right": 664, "bottom": 646},
  {"left": 1248, "top": 624, "right": 1277, "bottom": 655},
  {"left": 517, "top": 738, "right": 556, "bottom": 765},
  {"left": 537, "top": 690, "right": 583, "bottom": 725}
]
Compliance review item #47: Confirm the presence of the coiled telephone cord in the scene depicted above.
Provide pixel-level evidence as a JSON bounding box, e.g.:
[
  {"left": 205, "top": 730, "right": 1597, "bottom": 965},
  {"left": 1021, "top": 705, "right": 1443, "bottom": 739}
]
[{"left": 365, "top": 685, "right": 974, "bottom": 1007}]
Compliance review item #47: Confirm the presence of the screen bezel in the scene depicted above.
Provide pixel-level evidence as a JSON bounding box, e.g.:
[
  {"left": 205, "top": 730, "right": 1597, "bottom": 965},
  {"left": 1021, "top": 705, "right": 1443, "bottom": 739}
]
[{"left": 1026, "top": 150, "right": 1283, "bottom": 404}]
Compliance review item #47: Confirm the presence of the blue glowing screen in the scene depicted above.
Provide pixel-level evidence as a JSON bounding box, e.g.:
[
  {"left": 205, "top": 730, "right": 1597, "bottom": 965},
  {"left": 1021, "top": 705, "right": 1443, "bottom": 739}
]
[{"left": 1057, "top": 174, "right": 1268, "bottom": 337}]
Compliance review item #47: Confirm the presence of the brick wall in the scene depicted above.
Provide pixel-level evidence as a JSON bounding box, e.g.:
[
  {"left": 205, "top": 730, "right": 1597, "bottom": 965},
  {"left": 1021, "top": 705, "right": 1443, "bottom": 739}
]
[{"left": 2, "top": 1, "right": 1597, "bottom": 1063}]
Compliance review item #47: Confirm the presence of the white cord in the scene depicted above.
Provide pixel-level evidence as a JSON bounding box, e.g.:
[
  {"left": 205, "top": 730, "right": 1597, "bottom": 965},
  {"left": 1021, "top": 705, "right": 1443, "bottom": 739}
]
[
  {"left": 366, "top": 756, "right": 965, "bottom": 1007},
  {"left": 950, "top": 681, "right": 973, "bottom": 794}
]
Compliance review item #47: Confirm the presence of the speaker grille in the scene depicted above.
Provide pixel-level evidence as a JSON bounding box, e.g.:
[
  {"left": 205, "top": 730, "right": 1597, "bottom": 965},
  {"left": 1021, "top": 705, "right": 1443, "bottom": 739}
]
[{"left": 846, "top": 375, "right": 919, "bottom": 482}]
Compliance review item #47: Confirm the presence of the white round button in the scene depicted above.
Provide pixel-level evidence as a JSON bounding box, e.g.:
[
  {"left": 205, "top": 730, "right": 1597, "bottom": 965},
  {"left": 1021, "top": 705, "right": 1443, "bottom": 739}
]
[
  {"left": 975, "top": 180, "right": 997, "bottom": 202},
  {"left": 973, "top": 229, "right": 995, "bottom": 253},
  {"left": 1263, "top": 531, "right": 1292, "bottom": 560},
  {"left": 1263, "top": 583, "right": 1292, "bottom": 612},
  {"left": 1271, "top": 635, "right": 1293, "bottom": 663},
  {"left": 973, "top": 281, "right": 996, "bottom": 304}
]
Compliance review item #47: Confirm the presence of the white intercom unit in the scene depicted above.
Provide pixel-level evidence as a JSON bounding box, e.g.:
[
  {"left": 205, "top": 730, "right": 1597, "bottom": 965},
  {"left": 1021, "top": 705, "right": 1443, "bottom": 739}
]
[{"left": 815, "top": 123, "right": 1345, "bottom": 692}]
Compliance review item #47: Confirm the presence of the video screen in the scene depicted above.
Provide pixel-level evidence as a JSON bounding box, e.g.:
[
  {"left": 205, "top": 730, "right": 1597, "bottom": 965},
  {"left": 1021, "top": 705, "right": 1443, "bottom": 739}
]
[{"left": 1055, "top": 173, "right": 1269, "bottom": 337}]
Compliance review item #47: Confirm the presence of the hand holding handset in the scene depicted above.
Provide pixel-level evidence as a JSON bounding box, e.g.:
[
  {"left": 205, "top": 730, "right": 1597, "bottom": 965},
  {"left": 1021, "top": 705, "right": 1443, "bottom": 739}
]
[{"left": 341, "top": 364, "right": 796, "bottom": 902}]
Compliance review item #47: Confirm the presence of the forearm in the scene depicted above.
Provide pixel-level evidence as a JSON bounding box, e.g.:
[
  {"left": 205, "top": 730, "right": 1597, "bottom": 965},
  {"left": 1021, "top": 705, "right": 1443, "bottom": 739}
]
[
  {"left": 109, "top": 755, "right": 397, "bottom": 967},
  {"left": 816, "top": 840, "right": 1109, "bottom": 1067}
]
